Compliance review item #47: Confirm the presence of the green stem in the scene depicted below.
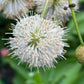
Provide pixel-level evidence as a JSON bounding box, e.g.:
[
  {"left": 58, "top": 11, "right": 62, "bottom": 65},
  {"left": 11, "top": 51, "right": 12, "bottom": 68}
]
[
  {"left": 42, "top": 0, "right": 49, "bottom": 18},
  {"left": 68, "top": 0, "right": 84, "bottom": 45}
]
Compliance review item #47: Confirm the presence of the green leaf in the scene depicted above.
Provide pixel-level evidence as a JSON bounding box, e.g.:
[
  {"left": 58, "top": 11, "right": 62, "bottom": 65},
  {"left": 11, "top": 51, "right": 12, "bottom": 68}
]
[
  {"left": 39, "top": 60, "right": 82, "bottom": 84},
  {"left": 32, "top": 72, "right": 41, "bottom": 84},
  {"left": 67, "top": 12, "right": 84, "bottom": 35},
  {"left": 62, "top": 63, "right": 82, "bottom": 84}
]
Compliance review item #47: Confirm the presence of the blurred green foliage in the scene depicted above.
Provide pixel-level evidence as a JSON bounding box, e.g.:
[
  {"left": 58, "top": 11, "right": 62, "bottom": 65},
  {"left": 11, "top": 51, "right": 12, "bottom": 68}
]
[{"left": 0, "top": 0, "right": 84, "bottom": 84}]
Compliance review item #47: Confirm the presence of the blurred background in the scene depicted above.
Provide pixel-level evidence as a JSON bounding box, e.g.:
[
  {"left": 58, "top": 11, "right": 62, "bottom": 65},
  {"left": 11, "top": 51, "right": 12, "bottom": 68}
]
[{"left": 0, "top": 0, "right": 84, "bottom": 84}]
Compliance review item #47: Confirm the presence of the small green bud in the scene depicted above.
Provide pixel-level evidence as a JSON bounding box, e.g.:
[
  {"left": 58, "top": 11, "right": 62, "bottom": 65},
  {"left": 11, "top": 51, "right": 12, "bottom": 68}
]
[{"left": 75, "top": 45, "right": 84, "bottom": 65}]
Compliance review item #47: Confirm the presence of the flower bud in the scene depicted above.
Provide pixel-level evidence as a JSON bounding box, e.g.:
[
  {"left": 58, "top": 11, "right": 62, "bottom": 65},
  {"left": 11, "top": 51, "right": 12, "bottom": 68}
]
[{"left": 75, "top": 45, "right": 84, "bottom": 65}]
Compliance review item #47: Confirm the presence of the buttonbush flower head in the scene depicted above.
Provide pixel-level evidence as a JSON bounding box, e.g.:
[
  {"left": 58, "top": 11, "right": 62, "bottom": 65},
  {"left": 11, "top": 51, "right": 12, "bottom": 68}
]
[
  {"left": 75, "top": 45, "right": 84, "bottom": 65},
  {"left": 0, "top": 0, "right": 8, "bottom": 11},
  {"left": 5, "top": 15, "right": 68, "bottom": 71},
  {"left": 0, "top": 0, "right": 34, "bottom": 19},
  {"left": 0, "top": 0, "right": 8, "bottom": 6},
  {"left": 34, "top": 0, "right": 78, "bottom": 23},
  {"left": 3, "top": 0, "right": 29, "bottom": 19},
  {"left": 26, "top": 0, "right": 34, "bottom": 9}
]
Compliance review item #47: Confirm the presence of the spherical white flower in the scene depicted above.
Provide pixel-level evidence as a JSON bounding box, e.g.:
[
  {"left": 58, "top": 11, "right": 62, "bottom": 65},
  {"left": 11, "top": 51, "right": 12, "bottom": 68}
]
[
  {"left": 26, "top": 0, "right": 34, "bottom": 9},
  {"left": 0, "top": 0, "right": 8, "bottom": 11},
  {"left": 34, "top": 0, "right": 78, "bottom": 23},
  {"left": 3, "top": 0, "right": 29, "bottom": 19},
  {"left": 6, "top": 15, "right": 68, "bottom": 70},
  {"left": 0, "top": 0, "right": 34, "bottom": 19},
  {"left": 0, "top": 0, "right": 8, "bottom": 6}
]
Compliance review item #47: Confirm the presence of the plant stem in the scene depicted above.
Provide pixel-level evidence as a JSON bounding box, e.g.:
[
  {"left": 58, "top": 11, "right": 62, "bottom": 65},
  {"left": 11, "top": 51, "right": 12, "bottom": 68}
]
[
  {"left": 42, "top": 0, "right": 49, "bottom": 18},
  {"left": 68, "top": 0, "right": 84, "bottom": 45}
]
